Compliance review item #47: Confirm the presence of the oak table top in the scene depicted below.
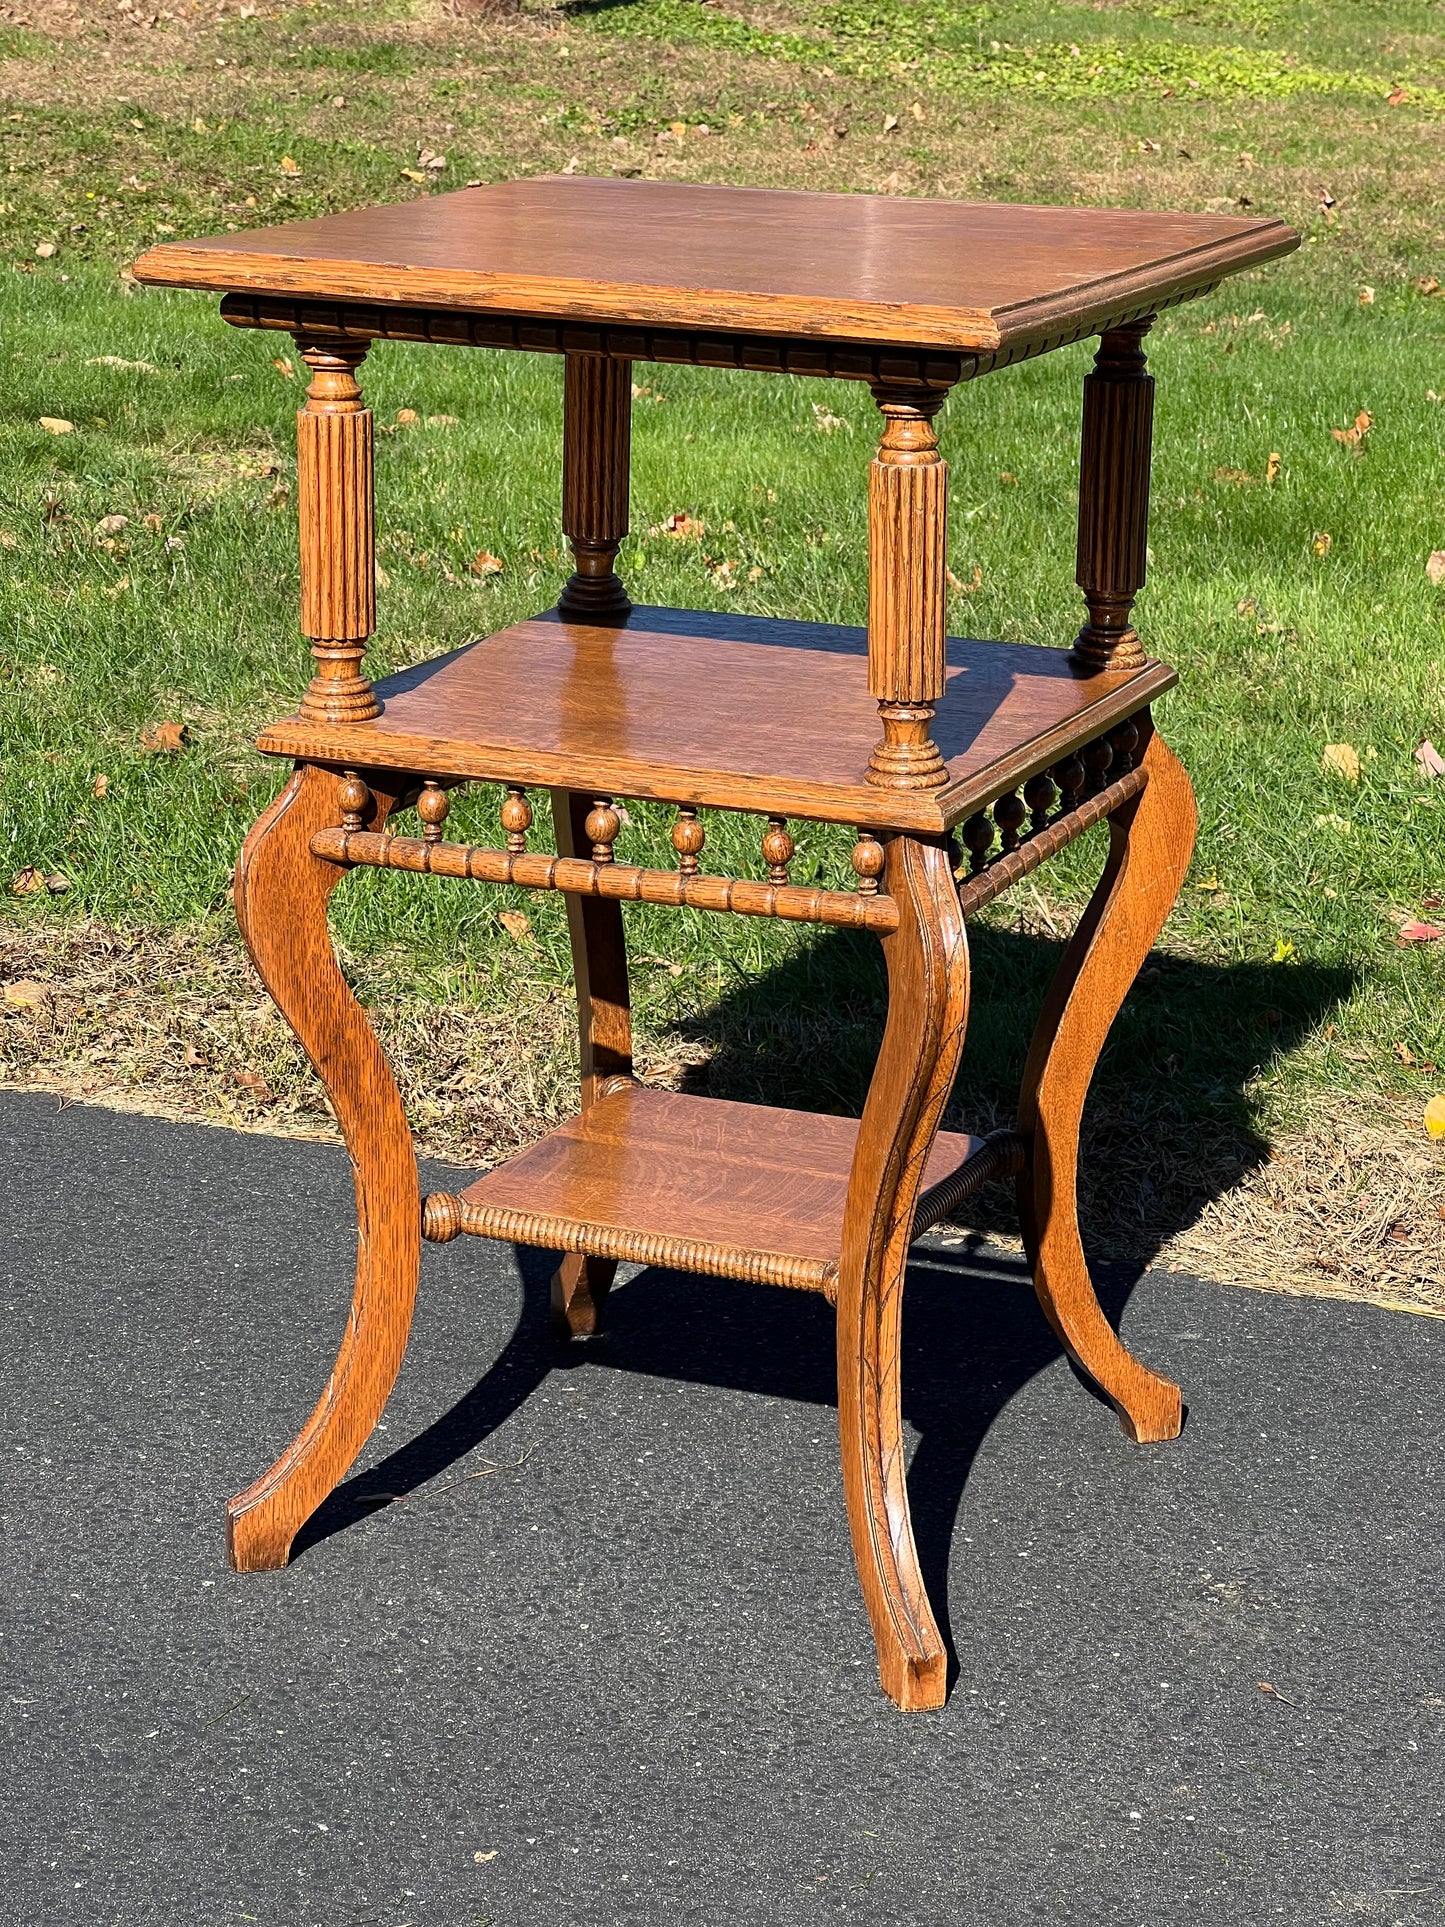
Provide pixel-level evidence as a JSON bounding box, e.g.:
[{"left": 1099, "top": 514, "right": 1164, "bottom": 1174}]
[{"left": 133, "top": 175, "right": 1296, "bottom": 353}]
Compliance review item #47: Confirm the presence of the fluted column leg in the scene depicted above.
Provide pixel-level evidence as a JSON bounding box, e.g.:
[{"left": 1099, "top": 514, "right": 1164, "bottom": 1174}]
[
  {"left": 865, "top": 384, "right": 950, "bottom": 792},
  {"left": 559, "top": 352, "right": 632, "bottom": 621},
  {"left": 294, "top": 337, "right": 380, "bottom": 724},
  {"left": 1071, "top": 320, "right": 1154, "bottom": 673}
]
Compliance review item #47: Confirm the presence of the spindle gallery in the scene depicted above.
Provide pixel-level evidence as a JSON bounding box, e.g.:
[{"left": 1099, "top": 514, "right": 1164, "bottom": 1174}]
[{"left": 133, "top": 177, "right": 1298, "bottom": 1710}]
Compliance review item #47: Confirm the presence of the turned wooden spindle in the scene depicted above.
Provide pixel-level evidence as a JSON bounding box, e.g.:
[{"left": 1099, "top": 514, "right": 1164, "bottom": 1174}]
[
  {"left": 1082, "top": 736, "right": 1115, "bottom": 794},
  {"left": 559, "top": 352, "right": 632, "bottom": 621},
  {"left": 294, "top": 337, "right": 380, "bottom": 725},
  {"left": 338, "top": 771, "right": 370, "bottom": 833},
  {"left": 1024, "top": 773, "right": 1056, "bottom": 833},
  {"left": 865, "top": 383, "right": 950, "bottom": 791},
  {"left": 993, "top": 791, "right": 1027, "bottom": 856},
  {"left": 960, "top": 812, "right": 994, "bottom": 874},
  {"left": 672, "top": 806, "right": 705, "bottom": 877},
  {"left": 762, "top": 818, "right": 794, "bottom": 886},
  {"left": 1071, "top": 320, "right": 1155, "bottom": 674},
  {"left": 1109, "top": 717, "right": 1139, "bottom": 774},
  {"left": 586, "top": 797, "right": 621, "bottom": 863},
  {"left": 851, "top": 831, "right": 885, "bottom": 895},
  {"left": 500, "top": 786, "right": 532, "bottom": 854},
  {"left": 417, "top": 780, "right": 449, "bottom": 843},
  {"left": 1052, "top": 754, "right": 1086, "bottom": 819}
]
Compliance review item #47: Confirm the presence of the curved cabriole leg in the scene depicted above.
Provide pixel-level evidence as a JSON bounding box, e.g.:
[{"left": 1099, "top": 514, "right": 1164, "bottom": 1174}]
[
  {"left": 227, "top": 762, "right": 421, "bottom": 1569},
  {"left": 836, "top": 836, "right": 970, "bottom": 1711},
  {"left": 1015, "top": 724, "right": 1196, "bottom": 1444}
]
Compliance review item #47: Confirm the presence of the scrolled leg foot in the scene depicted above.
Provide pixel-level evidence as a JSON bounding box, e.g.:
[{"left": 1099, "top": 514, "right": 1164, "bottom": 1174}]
[
  {"left": 837, "top": 836, "right": 970, "bottom": 1709},
  {"left": 1016, "top": 723, "right": 1195, "bottom": 1444},
  {"left": 227, "top": 762, "right": 420, "bottom": 1569}
]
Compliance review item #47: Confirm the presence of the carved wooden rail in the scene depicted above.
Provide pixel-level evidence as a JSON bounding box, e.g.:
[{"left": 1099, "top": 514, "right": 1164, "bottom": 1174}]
[
  {"left": 420, "top": 1126, "right": 1030, "bottom": 1298},
  {"left": 218, "top": 290, "right": 1208, "bottom": 391}
]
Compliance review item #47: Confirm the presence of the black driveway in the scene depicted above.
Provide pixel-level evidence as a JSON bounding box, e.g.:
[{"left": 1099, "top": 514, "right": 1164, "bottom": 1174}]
[{"left": 2, "top": 1090, "right": 1441, "bottom": 1925}]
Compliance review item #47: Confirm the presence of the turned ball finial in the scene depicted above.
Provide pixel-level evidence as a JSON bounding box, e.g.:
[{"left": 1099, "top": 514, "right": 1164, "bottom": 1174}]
[
  {"left": 1023, "top": 773, "right": 1056, "bottom": 832},
  {"left": 417, "top": 780, "right": 449, "bottom": 843},
  {"left": 671, "top": 806, "right": 705, "bottom": 877},
  {"left": 500, "top": 786, "right": 532, "bottom": 854},
  {"left": 992, "top": 790, "right": 1027, "bottom": 855},
  {"left": 960, "top": 813, "right": 994, "bottom": 874},
  {"left": 586, "top": 797, "right": 621, "bottom": 863},
  {"left": 761, "top": 817, "right": 794, "bottom": 886},
  {"left": 338, "top": 771, "right": 371, "bottom": 832},
  {"left": 850, "top": 830, "right": 885, "bottom": 894}
]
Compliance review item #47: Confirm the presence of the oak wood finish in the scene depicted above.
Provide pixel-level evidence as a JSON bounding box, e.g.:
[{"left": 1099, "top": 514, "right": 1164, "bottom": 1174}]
[
  {"left": 560, "top": 352, "right": 632, "bottom": 621},
  {"left": 550, "top": 786, "right": 632, "bottom": 1336},
  {"left": 259, "top": 608, "right": 1177, "bottom": 836},
  {"left": 1015, "top": 723, "right": 1197, "bottom": 1442},
  {"left": 129, "top": 177, "right": 1288, "bottom": 1711},
  {"left": 294, "top": 339, "right": 380, "bottom": 726},
  {"left": 228, "top": 762, "right": 419, "bottom": 1569},
  {"left": 308, "top": 822, "right": 902, "bottom": 932},
  {"left": 836, "top": 835, "right": 970, "bottom": 1710},
  {"left": 1072, "top": 322, "right": 1155, "bottom": 673},
  {"left": 866, "top": 386, "right": 949, "bottom": 791},
  {"left": 133, "top": 178, "right": 1298, "bottom": 354},
  {"left": 419, "top": 1084, "right": 987, "bottom": 1300}
]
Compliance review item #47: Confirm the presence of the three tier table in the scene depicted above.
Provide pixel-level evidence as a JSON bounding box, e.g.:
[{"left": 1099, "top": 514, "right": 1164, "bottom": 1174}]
[{"left": 135, "top": 177, "right": 1297, "bottom": 1710}]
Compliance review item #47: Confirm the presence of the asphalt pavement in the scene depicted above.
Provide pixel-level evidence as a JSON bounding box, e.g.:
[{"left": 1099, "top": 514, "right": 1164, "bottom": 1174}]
[{"left": 2, "top": 1088, "right": 1442, "bottom": 1926}]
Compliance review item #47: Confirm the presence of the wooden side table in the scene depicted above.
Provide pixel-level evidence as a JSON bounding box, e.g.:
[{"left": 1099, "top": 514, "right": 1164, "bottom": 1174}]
[{"left": 135, "top": 180, "right": 1296, "bottom": 1709}]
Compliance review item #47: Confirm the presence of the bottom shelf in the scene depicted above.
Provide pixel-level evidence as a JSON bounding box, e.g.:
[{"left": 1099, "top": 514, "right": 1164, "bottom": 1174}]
[{"left": 422, "top": 1086, "right": 1001, "bottom": 1296}]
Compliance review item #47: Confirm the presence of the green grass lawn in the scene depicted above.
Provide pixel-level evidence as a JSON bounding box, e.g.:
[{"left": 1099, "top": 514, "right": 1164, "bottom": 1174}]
[{"left": 1, "top": 0, "right": 1443, "bottom": 1302}]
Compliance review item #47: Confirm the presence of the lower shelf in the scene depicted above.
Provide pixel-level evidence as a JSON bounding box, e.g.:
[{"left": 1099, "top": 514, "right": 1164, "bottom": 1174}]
[{"left": 420, "top": 1086, "right": 1009, "bottom": 1297}]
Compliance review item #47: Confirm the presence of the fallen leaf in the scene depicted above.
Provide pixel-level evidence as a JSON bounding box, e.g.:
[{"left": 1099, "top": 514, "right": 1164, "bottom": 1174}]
[
  {"left": 1315, "top": 812, "right": 1352, "bottom": 834},
  {"left": 1271, "top": 938, "right": 1296, "bottom": 963},
  {"left": 426, "top": 413, "right": 459, "bottom": 427},
  {"left": 35, "top": 240, "right": 56, "bottom": 259},
  {"left": 140, "top": 720, "right": 190, "bottom": 754},
  {"left": 143, "top": 512, "right": 164, "bottom": 532},
  {"left": 474, "top": 1851, "right": 498, "bottom": 1864},
  {"left": 1415, "top": 739, "right": 1445, "bottom": 778},
  {"left": 662, "top": 512, "right": 703, "bottom": 540},
  {"left": 234, "top": 1069, "right": 269, "bottom": 1093},
  {"left": 94, "top": 513, "right": 129, "bottom": 539},
  {"left": 1425, "top": 1095, "right": 1445, "bottom": 1141},
  {"left": 103, "top": 574, "right": 130, "bottom": 599},
  {"left": 1387, "top": 85, "right": 1409, "bottom": 106},
  {"left": 395, "top": 408, "right": 419, "bottom": 425},
  {"left": 946, "top": 564, "right": 983, "bottom": 594},
  {"left": 469, "top": 549, "right": 504, "bottom": 577},
  {"left": 999, "top": 470, "right": 1017, "bottom": 485},
  {"left": 272, "top": 356, "right": 295, "bottom": 380},
  {"left": 1358, "top": 286, "right": 1375, "bottom": 306},
  {"left": 498, "top": 909, "right": 533, "bottom": 944},
  {"left": 561, "top": 155, "right": 580, "bottom": 176},
  {"left": 1195, "top": 874, "right": 1222, "bottom": 891},
  {"left": 91, "top": 772, "right": 109, "bottom": 798},
  {"left": 1330, "top": 409, "right": 1372, "bottom": 448},
  {"left": 1418, "top": 277, "right": 1442, "bottom": 297},
  {"left": 1397, "top": 1041, "right": 1419, "bottom": 1065},
  {"left": 1214, "top": 465, "right": 1254, "bottom": 486},
  {"left": 1312, "top": 531, "right": 1332, "bottom": 557},
  {"left": 399, "top": 167, "right": 427, "bottom": 184},
  {"left": 1427, "top": 551, "right": 1445, "bottom": 587},
  {"left": 417, "top": 148, "right": 447, "bottom": 173},
  {"left": 1399, "top": 922, "right": 1444, "bottom": 944},
  {"left": 1322, "top": 742, "right": 1360, "bottom": 783},
  {"left": 879, "top": 171, "right": 905, "bottom": 192},
  {"left": 883, "top": 113, "right": 900, "bottom": 131},
  {"left": 811, "top": 402, "right": 848, "bottom": 433},
  {"left": 374, "top": 562, "right": 391, "bottom": 589},
  {"left": 1265, "top": 450, "right": 1282, "bottom": 483},
  {"left": 38, "top": 417, "right": 74, "bottom": 435},
  {"left": 278, "top": 155, "right": 301, "bottom": 176},
  {"left": 669, "top": 120, "right": 687, "bottom": 141},
  {"left": 3, "top": 979, "right": 50, "bottom": 1008},
  {"left": 10, "top": 868, "right": 48, "bottom": 896},
  {"left": 182, "top": 1041, "right": 209, "bottom": 1068}
]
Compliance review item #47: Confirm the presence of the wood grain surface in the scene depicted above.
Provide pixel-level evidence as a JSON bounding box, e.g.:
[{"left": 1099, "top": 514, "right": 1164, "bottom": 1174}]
[
  {"left": 1015, "top": 723, "right": 1196, "bottom": 1443},
  {"left": 835, "top": 834, "right": 971, "bottom": 1710},
  {"left": 257, "top": 606, "right": 1175, "bottom": 834},
  {"left": 132, "top": 177, "right": 1298, "bottom": 353},
  {"left": 227, "top": 763, "right": 420, "bottom": 1570},
  {"left": 447, "top": 1084, "right": 980, "bottom": 1291}
]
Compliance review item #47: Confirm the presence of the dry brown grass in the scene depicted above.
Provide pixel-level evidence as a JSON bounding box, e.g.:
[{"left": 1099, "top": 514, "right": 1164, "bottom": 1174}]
[{"left": 3, "top": 919, "right": 1440, "bottom": 1319}]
